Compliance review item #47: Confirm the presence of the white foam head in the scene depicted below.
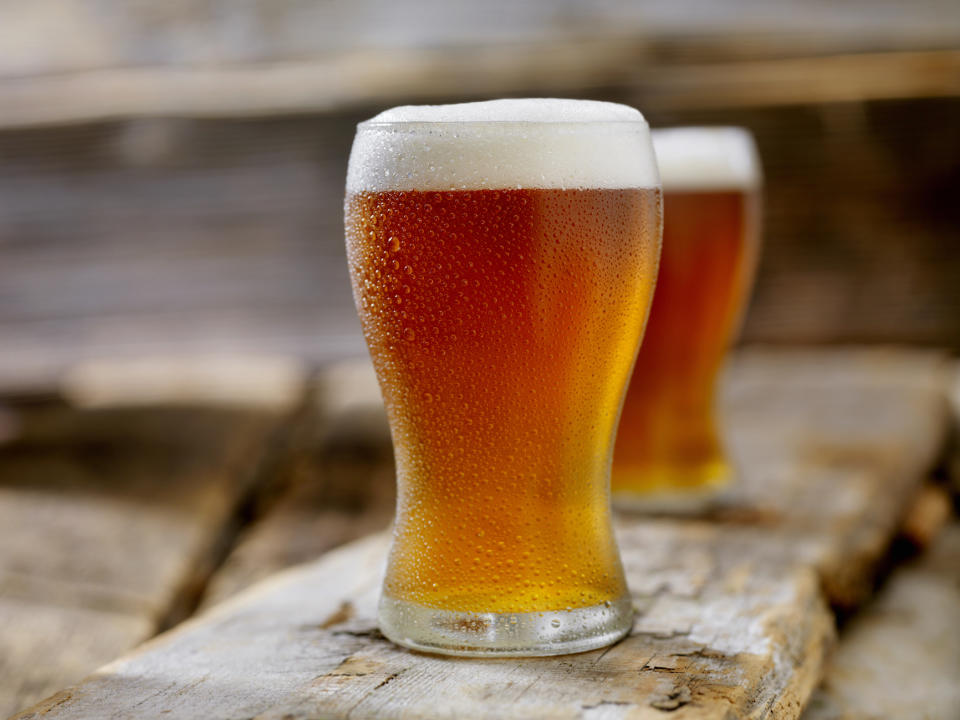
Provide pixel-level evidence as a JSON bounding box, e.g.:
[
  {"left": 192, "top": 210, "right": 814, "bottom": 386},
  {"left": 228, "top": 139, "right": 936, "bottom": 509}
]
[
  {"left": 652, "top": 127, "right": 761, "bottom": 191},
  {"left": 346, "top": 99, "right": 659, "bottom": 192}
]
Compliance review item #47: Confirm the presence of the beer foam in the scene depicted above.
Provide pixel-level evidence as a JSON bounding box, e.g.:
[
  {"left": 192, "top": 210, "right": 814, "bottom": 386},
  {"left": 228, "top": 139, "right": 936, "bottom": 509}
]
[
  {"left": 652, "top": 127, "right": 761, "bottom": 191},
  {"left": 347, "top": 99, "right": 659, "bottom": 192}
]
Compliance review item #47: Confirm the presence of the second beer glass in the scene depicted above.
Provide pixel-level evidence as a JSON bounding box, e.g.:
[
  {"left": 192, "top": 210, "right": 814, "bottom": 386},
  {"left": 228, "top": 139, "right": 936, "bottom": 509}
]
[
  {"left": 345, "top": 99, "right": 662, "bottom": 656},
  {"left": 612, "top": 127, "right": 762, "bottom": 512}
]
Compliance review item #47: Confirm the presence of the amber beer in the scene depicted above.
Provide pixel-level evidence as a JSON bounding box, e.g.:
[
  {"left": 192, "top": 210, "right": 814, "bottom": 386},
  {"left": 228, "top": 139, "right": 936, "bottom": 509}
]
[
  {"left": 345, "top": 99, "right": 662, "bottom": 656},
  {"left": 612, "top": 127, "right": 762, "bottom": 511}
]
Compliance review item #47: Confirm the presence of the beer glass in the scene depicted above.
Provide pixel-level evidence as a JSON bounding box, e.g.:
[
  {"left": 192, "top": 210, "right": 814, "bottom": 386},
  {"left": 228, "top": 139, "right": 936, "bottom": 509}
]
[
  {"left": 344, "top": 99, "right": 662, "bottom": 656},
  {"left": 612, "top": 127, "right": 762, "bottom": 512}
]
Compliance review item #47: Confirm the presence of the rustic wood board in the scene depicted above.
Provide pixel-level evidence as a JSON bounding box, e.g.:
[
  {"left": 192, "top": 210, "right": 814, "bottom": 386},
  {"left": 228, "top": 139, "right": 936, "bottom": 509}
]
[
  {"left": 199, "top": 361, "right": 395, "bottom": 607},
  {"left": 204, "top": 349, "right": 950, "bottom": 611},
  {"left": 13, "top": 525, "right": 834, "bottom": 720},
  {"left": 802, "top": 521, "right": 960, "bottom": 720},
  {"left": 4, "top": 48, "right": 959, "bottom": 128},
  {"left": 7, "top": 0, "right": 958, "bottom": 80},
  {"left": 2, "top": 1, "right": 958, "bottom": 127},
  {"left": 199, "top": 447, "right": 395, "bottom": 609},
  {"left": 4, "top": 97, "right": 960, "bottom": 400},
  {"left": 718, "top": 348, "right": 951, "bottom": 607},
  {"left": 0, "top": 403, "right": 281, "bottom": 718},
  {"left": 38, "top": 347, "right": 938, "bottom": 719}
]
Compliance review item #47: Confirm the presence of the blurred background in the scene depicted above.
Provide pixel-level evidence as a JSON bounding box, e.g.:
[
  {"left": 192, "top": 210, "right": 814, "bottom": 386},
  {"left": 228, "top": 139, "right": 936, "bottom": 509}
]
[
  {"left": 1, "top": 0, "right": 958, "bottom": 391},
  {"left": 1, "top": 2, "right": 960, "bottom": 718}
]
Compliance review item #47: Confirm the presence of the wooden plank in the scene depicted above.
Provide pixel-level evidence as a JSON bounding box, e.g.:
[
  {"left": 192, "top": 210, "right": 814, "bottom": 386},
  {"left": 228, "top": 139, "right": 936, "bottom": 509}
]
[
  {"left": 3, "top": 97, "right": 960, "bottom": 396},
  {"left": 200, "top": 361, "right": 394, "bottom": 607},
  {"left": 802, "top": 522, "right": 960, "bottom": 720},
  {"left": 1, "top": 1, "right": 959, "bottom": 127},
  {"left": 3, "top": 48, "right": 959, "bottom": 129},
  {"left": 0, "top": 396, "right": 287, "bottom": 717},
  {"left": 719, "top": 348, "right": 950, "bottom": 607},
  {"left": 44, "top": 348, "right": 938, "bottom": 719},
  {"left": 206, "top": 349, "right": 948, "bottom": 610},
  {"left": 5, "top": 0, "right": 958, "bottom": 79},
  {"left": 0, "top": 601, "right": 151, "bottom": 719},
  {"left": 628, "top": 50, "right": 960, "bottom": 111},
  {"left": 12, "top": 527, "right": 834, "bottom": 720}
]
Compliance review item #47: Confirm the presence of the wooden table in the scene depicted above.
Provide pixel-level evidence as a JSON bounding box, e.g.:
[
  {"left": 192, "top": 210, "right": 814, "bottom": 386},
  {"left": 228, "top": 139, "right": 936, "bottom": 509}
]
[{"left": 4, "top": 348, "right": 957, "bottom": 719}]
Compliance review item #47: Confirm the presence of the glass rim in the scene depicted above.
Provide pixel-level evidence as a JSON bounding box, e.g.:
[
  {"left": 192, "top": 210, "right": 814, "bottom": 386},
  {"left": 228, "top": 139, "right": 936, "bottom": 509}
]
[
  {"left": 651, "top": 124, "right": 753, "bottom": 133},
  {"left": 358, "top": 119, "right": 652, "bottom": 130}
]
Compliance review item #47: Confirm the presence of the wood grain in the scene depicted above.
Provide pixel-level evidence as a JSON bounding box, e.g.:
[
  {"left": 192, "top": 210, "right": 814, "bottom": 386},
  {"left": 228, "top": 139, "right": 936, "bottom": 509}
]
[
  {"left": 4, "top": 48, "right": 959, "bottom": 129},
  {"left": 1, "top": 1, "right": 958, "bottom": 127},
  {"left": 12, "top": 527, "right": 834, "bottom": 720},
  {"left": 6, "top": 0, "right": 958, "bottom": 79},
  {"left": 803, "top": 522, "right": 960, "bottom": 720},
  {"left": 719, "top": 348, "right": 951, "bottom": 607},
  {"left": 2, "top": 95, "right": 959, "bottom": 400},
  {"left": 0, "top": 402, "right": 282, "bottom": 718},
  {"left": 16, "top": 348, "right": 941, "bottom": 719},
  {"left": 199, "top": 364, "right": 396, "bottom": 607},
  {"left": 208, "top": 349, "right": 949, "bottom": 610}
]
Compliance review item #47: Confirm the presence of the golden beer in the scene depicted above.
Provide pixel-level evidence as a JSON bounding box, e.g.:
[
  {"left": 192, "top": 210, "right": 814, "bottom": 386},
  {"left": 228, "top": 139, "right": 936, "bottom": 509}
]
[
  {"left": 345, "top": 100, "right": 662, "bottom": 655},
  {"left": 612, "top": 127, "right": 762, "bottom": 511}
]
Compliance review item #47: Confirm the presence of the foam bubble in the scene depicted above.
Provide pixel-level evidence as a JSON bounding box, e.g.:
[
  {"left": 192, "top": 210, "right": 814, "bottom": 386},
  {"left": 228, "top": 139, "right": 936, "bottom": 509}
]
[
  {"left": 652, "top": 127, "right": 761, "bottom": 191},
  {"left": 347, "top": 99, "right": 658, "bottom": 192}
]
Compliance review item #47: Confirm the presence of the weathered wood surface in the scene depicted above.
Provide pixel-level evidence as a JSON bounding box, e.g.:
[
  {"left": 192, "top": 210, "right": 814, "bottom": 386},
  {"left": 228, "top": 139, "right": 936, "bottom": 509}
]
[
  {"left": 14, "top": 348, "right": 940, "bottom": 719},
  {"left": 802, "top": 522, "right": 960, "bottom": 720},
  {"left": 8, "top": 0, "right": 959, "bottom": 79},
  {"left": 0, "top": 400, "right": 285, "bottom": 718},
  {"left": 198, "top": 447, "right": 395, "bottom": 609},
  {"left": 3, "top": 99, "right": 960, "bottom": 399},
  {"left": 2, "top": 1, "right": 959, "bottom": 127},
  {"left": 14, "top": 528, "right": 834, "bottom": 720},
  {"left": 5, "top": 48, "right": 959, "bottom": 128},
  {"left": 204, "top": 349, "right": 949, "bottom": 610},
  {"left": 200, "top": 363, "right": 395, "bottom": 607},
  {"left": 200, "top": 360, "right": 394, "bottom": 607},
  {"left": 719, "top": 349, "right": 951, "bottom": 607}
]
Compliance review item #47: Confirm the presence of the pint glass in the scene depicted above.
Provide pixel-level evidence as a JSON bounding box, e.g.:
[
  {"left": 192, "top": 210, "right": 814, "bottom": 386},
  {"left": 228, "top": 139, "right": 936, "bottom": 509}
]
[
  {"left": 612, "top": 127, "right": 762, "bottom": 512},
  {"left": 344, "top": 99, "right": 662, "bottom": 656}
]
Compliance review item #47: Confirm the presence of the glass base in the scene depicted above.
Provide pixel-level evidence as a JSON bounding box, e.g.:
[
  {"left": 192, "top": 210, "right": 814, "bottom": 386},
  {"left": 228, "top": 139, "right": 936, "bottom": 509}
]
[
  {"left": 612, "top": 485, "right": 722, "bottom": 515},
  {"left": 612, "top": 460, "right": 731, "bottom": 515},
  {"left": 378, "top": 593, "right": 633, "bottom": 657}
]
